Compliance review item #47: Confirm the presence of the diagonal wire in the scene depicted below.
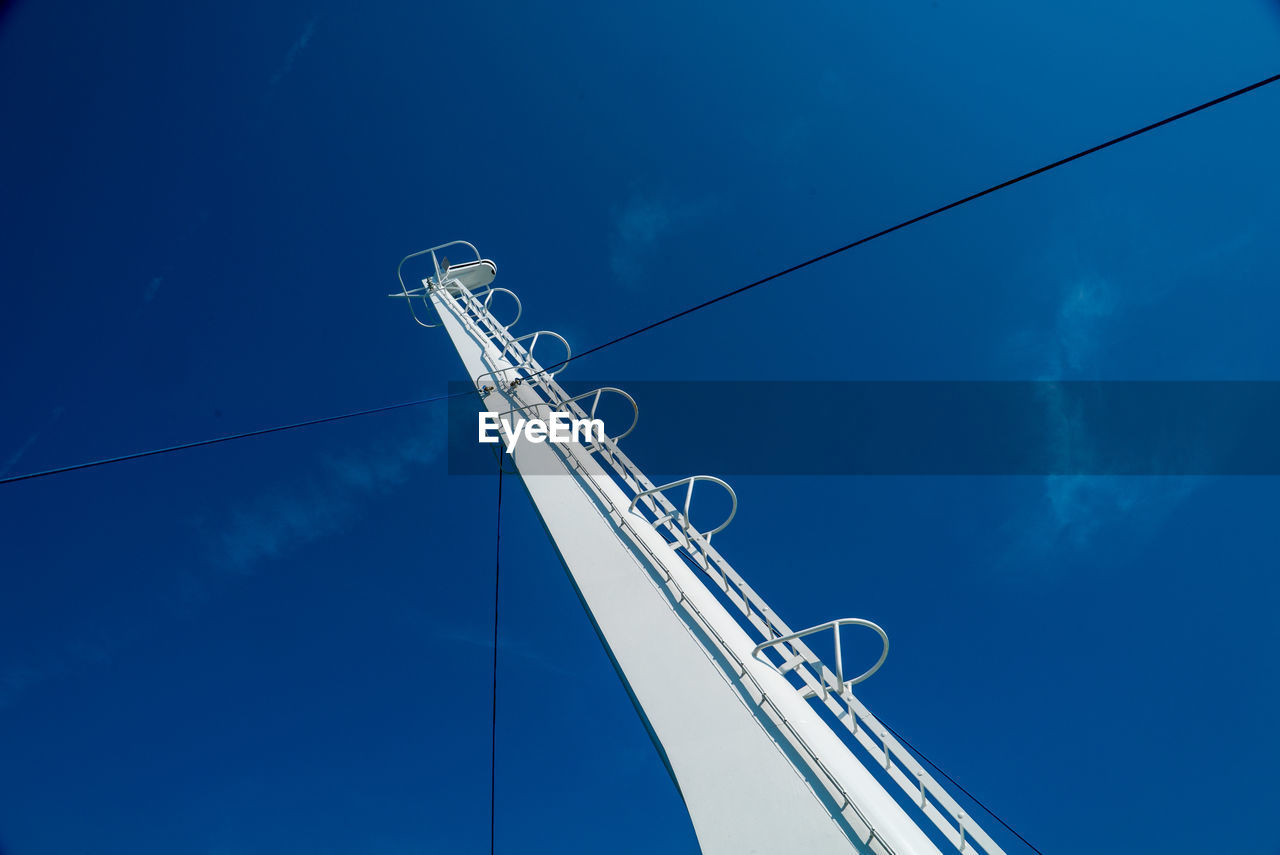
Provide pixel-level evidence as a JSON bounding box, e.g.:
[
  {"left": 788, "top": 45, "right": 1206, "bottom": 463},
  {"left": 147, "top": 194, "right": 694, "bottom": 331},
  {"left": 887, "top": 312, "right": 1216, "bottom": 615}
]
[
  {"left": 0, "top": 390, "right": 474, "bottom": 486},
  {"left": 538, "top": 70, "right": 1280, "bottom": 374},
  {"left": 878, "top": 715, "right": 1044, "bottom": 855},
  {"left": 490, "top": 451, "right": 505, "bottom": 854},
  {"left": 14, "top": 74, "right": 1278, "bottom": 487}
]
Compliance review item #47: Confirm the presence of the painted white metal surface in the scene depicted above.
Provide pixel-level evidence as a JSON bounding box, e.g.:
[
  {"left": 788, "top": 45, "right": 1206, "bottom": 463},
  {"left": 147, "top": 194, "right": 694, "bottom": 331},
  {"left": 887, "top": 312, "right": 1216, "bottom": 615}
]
[{"left": 401, "top": 242, "right": 1006, "bottom": 855}]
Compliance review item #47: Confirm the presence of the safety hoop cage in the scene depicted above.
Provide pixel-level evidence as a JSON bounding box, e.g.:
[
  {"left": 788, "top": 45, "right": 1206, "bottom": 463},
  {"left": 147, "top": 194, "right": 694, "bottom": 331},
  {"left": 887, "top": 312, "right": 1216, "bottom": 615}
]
[
  {"left": 391, "top": 240, "right": 486, "bottom": 329},
  {"left": 490, "top": 386, "right": 641, "bottom": 450},
  {"left": 753, "top": 618, "right": 890, "bottom": 699}
]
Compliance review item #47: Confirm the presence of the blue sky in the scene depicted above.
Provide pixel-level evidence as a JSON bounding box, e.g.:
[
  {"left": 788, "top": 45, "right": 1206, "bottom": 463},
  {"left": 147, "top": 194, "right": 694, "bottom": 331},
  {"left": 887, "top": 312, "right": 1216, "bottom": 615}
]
[{"left": 2, "top": 1, "right": 1279, "bottom": 853}]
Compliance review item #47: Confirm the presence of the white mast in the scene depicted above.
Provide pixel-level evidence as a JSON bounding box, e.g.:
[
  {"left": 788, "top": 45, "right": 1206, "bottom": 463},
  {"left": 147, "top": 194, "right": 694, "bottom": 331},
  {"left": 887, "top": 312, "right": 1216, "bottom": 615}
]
[{"left": 396, "top": 242, "right": 1007, "bottom": 855}]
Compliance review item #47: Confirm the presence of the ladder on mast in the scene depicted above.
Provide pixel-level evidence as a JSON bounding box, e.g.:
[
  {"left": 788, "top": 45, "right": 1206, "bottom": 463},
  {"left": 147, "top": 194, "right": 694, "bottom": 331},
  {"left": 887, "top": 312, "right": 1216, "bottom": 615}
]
[{"left": 395, "top": 241, "right": 1008, "bottom": 855}]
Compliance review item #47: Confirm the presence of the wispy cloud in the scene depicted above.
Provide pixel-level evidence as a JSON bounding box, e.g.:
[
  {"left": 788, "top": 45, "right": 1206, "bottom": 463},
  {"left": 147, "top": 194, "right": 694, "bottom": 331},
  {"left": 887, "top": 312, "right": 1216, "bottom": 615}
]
[
  {"left": 0, "top": 406, "right": 63, "bottom": 478},
  {"left": 608, "top": 191, "right": 716, "bottom": 284},
  {"left": 144, "top": 275, "right": 163, "bottom": 303},
  {"left": 0, "top": 429, "right": 443, "bottom": 712},
  {"left": 1049, "top": 273, "right": 1115, "bottom": 376},
  {"left": 212, "top": 431, "right": 441, "bottom": 574},
  {"left": 1, "top": 432, "right": 40, "bottom": 479},
  {"left": 0, "top": 604, "right": 141, "bottom": 710},
  {"left": 268, "top": 17, "right": 317, "bottom": 90},
  {"left": 1004, "top": 258, "right": 1194, "bottom": 554}
]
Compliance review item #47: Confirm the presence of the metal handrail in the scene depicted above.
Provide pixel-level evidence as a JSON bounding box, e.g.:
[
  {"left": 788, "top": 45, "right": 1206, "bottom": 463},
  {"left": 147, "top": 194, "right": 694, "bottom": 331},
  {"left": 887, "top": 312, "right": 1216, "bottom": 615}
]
[
  {"left": 491, "top": 387, "right": 639, "bottom": 446},
  {"left": 753, "top": 619, "right": 890, "bottom": 698},
  {"left": 499, "top": 330, "right": 571, "bottom": 375},
  {"left": 473, "top": 331, "right": 573, "bottom": 398},
  {"left": 557, "top": 387, "right": 639, "bottom": 444},
  {"left": 627, "top": 475, "right": 738, "bottom": 548}
]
